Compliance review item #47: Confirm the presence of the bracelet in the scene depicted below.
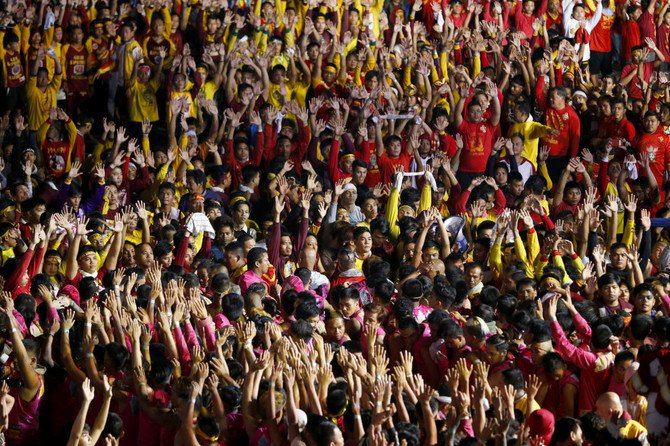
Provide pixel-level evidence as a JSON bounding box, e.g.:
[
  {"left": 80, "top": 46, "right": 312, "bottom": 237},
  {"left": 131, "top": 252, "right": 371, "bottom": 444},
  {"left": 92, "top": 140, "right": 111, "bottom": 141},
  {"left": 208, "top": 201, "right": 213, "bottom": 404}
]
[
  {"left": 85, "top": 353, "right": 94, "bottom": 358},
  {"left": 85, "top": 323, "right": 92, "bottom": 328},
  {"left": 190, "top": 398, "right": 197, "bottom": 405},
  {"left": 64, "top": 329, "right": 70, "bottom": 334},
  {"left": 9, "top": 328, "right": 15, "bottom": 334}
]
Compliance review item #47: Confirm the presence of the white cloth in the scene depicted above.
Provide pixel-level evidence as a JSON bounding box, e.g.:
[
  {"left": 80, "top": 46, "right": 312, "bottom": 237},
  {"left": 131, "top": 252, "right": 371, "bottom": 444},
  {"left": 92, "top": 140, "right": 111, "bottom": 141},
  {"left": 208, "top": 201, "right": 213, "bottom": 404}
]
[{"left": 186, "top": 212, "right": 215, "bottom": 238}]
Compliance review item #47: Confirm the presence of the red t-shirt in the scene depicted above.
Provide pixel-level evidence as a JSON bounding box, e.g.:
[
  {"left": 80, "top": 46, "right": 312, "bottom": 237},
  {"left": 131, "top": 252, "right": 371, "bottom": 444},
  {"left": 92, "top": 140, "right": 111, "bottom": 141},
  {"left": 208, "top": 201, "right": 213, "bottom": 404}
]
[
  {"left": 590, "top": 9, "right": 615, "bottom": 52},
  {"left": 540, "top": 106, "right": 581, "bottom": 158},
  {"left": 378, "top": 151, "right": 412, "bottom": 183},
  {"left": 456, "top": 119, "right": 495, "bottom": 172},
  {"left": 607, "top": 117, "right": 636, "bottom": 143},
  {"left": 621, "top": 62, "right": 653, "bottom": 99},
  {"left": 659, "top": 23, "right": 670, "bottom": 60},
  {"left": 638, "top": 10, "right": 656, "bottom": 42},
  {"left": 634, "top": 129, "right": 670, "bottom": 187}
]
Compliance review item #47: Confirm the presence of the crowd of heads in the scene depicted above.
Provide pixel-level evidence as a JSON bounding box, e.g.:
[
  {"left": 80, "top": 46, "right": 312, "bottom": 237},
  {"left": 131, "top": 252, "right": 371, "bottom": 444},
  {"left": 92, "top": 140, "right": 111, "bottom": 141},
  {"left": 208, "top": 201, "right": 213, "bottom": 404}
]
[{"left": 1, "top": 0, "right": 670, "bottom": 444}]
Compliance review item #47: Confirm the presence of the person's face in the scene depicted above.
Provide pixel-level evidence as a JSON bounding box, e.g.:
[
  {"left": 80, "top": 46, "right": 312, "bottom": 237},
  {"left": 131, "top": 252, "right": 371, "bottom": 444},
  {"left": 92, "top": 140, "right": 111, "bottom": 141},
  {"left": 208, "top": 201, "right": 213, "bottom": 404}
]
[
  {"left": 138, "top": 66, "right": 151, "bottom": 83},
  {"left": 158, "top": 251, "right": 173, "bottom": 268},
  {"left": 233, "top": 204, "right": 250, "bottom": 224},
  {"left": 153, "top": 150, "right": 167, "bottom": 166},
  {"left": 388, "top": 140, "right": 402, "bottom": 157},
  {"left": 365, "top": 75, "right": 379, "bottom": 91},
  {"left": 599, "top": 100, "right": 612, "bottom": 117},
  {"left": 37, "top": 69, "right": 49, "bottom": 88},
  {"left": 105, "top": 185, "right": 119, "bottom": 205},
  {"left": 341, "top": 157, "right": 354, "bottom": 174},
  {"left": 473, "top": 243, "right": 488, "bottom": 264},
  {"left": 109, "top": 167, "right": 123, "bottom": 186},
  {"left": 126, "top": 213, "right": 138, "bottom": 231},
  {"left": 352, "top": 166, "right": 367, "bottom": 185},
  {"left": 122, "top": 244, "right": 136, "bottom": 267},
  {"left": 323, "top": 67, "right": 336, "bottom": 84},
  {"left": 635, "top": 290, "right": 655, "bottom": 314},
  {"left": 256, "top": 253, "right": 270, "bottom": 274},
  {"left": 485, "top": 345, "right": 505, "bottom": 365},
  {"left": 632, "top": 49, "right": 644, "bottom": 64},
  {"left": 28, "top": 204, "right": 45, "bottom": 224},
  {"left": 152, "top": 18, "right": 165, "bottom": 35},
  {"left": 326, "top": 317, "right": 346, "bottom": 341},
  {"left": 611, "top": 247, "right": 628, "bottom": 270},
  {"left": 565, "top": 187, "right": 582, "bottom": 205},
  {"left": 513, "top": 108, "right": 527, "bottom": 123},
  {"left": 158, "top": 188, "right": 174, "bottom": 207},
  {"left": 613, "top": 102, "right": 626, "bottom": 121},
  {"left": 72, "top": 28, "right": 84, "bottom": 44},
  {"left": 517, "top": 284, "right": 537, "bottom": 301},
  {"left": 510, "top": 179, "right": 524, "bottom": 196},
  {"left": 523, "top": 0, "right": 535, "bottom": 14},
  {"left": 271, "top": 67, "right": 286, "bottom": 84},
  {"left": 549, "top": 90, "right": 565, "bottom": 110},
  {"left": 465, "top": 266, "right": 482, "bottom": 289},
  {"left": 79, "top": 252, "right": 98, "bottom": 273},
  {"left": 68, "top": 194, "right": 82, "bottom": 209},
  {"left": 336, "top": 209, "right": 349, "bottom": 222},
  {"left": 467, "top": 104, "right": 483, "bottom": 123},
  {"left": 362, "top": 199, "right": 377, "bottom": 220},
  {"left": 329, "top": 426, "right": 345, "bottom": 446},
  {"left": 219, "top": 226, "right": 234, "bottom": 246},
  {"left": 341, "top": 189, "right": 357, "bottom": 205},
  {"left": 600, "top": 282, "right": 621, "bottom": 305},
  {"left": 280, "top": 236, "right": 292, "bottom": 257},
  {"left": 225, "top": 250, "right": 242, "bottom": 270},
  {"left": 445, "top": 335, "right": 465, "bottom": 350},
  {"left": 44, "top": 255, "right": 61, "bottom": 276},
  {"left": 174, "top": 74, "right": 186, "bottom": 91},
  {"left": 121, "top": 25, "right": 134, "bottom": 42},
  {"left": 315, "top": 17, "right": 327, "bottom": 32},
  {"left": 234, "top": 143, "right": 250, "bottom": 162},
  {"left": 135, "top": 244, "right": 154, "bottom": 268},
  {"left": 355, "top": 231, "right": 372, "bottom": 253},
  {"left": 573, "top": 5, "right": 585, "bottom": 20},
  {"left": 644, "top": 114, "right": 660, "bottom": 134},
  {"left": 548, "top": 366, "right": 565, "bottom": 382},
  {"left": 494, "top": 167, "right": 508, "bottom": 187},
  {"left": 339, "top": 298, "right": 359, "bottom": 317}
]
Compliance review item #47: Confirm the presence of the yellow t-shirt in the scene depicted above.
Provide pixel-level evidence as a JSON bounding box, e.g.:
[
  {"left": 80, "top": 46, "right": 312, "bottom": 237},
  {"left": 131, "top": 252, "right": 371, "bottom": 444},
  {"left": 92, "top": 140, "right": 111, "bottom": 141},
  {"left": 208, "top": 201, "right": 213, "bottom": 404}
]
[
  {"left": 128, "top": 77, "right": 160, "bottom": 123},
  {"left": 27, "top": 73, "right": 62, "bottom": 131}
]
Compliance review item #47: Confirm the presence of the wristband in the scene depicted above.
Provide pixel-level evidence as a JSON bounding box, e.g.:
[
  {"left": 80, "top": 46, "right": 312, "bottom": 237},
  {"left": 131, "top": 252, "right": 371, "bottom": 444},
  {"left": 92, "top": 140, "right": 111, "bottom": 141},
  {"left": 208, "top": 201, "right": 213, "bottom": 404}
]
[
  {"left": 64, "top": 329, "right": 70, "bottom": 334},
  {"left": 85, "top": 323, "right": 92, "bottom": 328},
  {"left": 86, "top": 353, "right": 94, "bottom": 358}
]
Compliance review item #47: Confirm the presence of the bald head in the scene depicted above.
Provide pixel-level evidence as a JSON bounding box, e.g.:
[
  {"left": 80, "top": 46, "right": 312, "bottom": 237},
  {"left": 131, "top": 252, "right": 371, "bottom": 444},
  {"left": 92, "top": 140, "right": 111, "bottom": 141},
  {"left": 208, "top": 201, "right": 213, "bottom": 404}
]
[
  {"left": 595, "top": 392, "right": 622, "bottom": 421},
  {"left": 300, "top": 248, "right": 317, "bottom": 270}
]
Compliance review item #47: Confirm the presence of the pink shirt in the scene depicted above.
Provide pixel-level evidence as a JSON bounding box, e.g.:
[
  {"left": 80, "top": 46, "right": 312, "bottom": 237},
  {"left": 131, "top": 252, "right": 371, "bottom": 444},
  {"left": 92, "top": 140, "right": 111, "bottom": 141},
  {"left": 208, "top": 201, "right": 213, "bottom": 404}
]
[
  {"left": 6, "top": 377, "right": 44, "bottom": 446},
  {"left": 239, "top": 270, "right": 263, "bottom": 296}
]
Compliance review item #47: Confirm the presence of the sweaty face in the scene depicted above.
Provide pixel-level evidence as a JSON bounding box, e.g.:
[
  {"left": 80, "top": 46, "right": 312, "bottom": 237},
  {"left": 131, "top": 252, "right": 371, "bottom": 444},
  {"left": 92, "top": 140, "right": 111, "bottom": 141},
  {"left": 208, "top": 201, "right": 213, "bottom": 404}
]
[
  {"left": 352, "top": 166, "right": 367, "bottom": 184},
  {"left": 634, "top": 290, "right": 655, "bottom": 313},
  {"left": 465, "top": 267, "right": 482, "bottom": 289},
  {"left": 644, "top": 115, "right": 660, "bottom": 134},
  {"left": 600, "top": 282, "right": 621, "bottom": 305},
  {"left": 467, "top": 105, "right": 483, "bottom": 123},
  {"left": 326, "top": 318, "right": 346, "bottom": 341}
]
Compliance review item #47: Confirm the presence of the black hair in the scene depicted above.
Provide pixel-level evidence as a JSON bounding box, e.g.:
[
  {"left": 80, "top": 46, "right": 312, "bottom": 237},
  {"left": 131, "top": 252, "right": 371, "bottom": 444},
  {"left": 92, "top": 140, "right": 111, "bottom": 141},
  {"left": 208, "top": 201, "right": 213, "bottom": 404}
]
[
  {"left": 591, "top": 324, "right": 613, "bottom": 350},
  {"left": 221, "top": 293, "right": 245, "bottom": 321},
  {"left": 542, "top": 352, "right": 567, "bottom": 374}
]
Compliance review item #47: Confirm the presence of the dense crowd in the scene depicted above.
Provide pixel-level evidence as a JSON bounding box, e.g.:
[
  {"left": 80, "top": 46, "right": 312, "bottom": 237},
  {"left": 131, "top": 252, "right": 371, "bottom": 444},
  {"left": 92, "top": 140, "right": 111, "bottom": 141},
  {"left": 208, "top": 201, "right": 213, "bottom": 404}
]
[{"left": 2, "top": 0, "right": 670, "bottom": 443}]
